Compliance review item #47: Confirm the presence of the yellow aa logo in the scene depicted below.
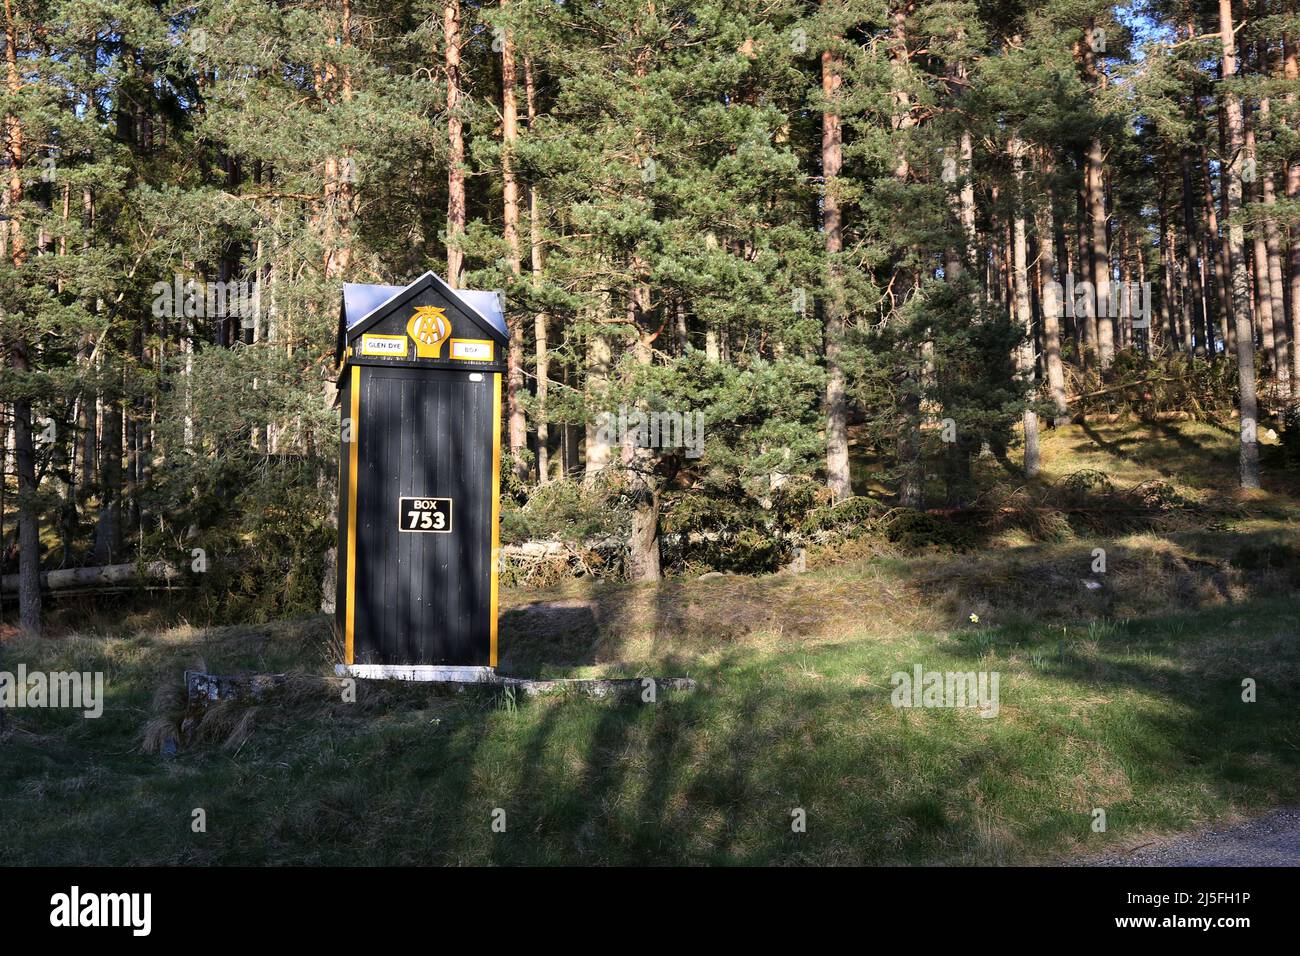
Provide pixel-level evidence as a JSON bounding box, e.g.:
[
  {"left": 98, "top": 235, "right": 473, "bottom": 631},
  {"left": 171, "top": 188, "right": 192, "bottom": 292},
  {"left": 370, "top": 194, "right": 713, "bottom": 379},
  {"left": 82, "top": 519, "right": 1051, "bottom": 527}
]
[{"left": 407, "top": 306, "right": 452, "bottom": 358}]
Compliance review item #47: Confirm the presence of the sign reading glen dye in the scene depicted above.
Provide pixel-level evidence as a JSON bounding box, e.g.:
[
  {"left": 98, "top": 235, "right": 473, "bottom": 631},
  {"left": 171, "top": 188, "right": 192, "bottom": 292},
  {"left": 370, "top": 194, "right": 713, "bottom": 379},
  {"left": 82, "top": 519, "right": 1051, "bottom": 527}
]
[
  {"left": 360, "top": 333, "right": 408, "bottom": 357},
  {"left": 335, "top": 272, "right": 508, "bottom": 672}
]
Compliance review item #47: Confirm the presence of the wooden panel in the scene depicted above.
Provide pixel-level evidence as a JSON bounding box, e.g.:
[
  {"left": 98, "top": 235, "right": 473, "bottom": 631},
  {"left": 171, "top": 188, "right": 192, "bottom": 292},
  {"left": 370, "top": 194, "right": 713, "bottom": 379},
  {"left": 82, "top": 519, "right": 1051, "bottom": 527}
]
[{"left": 350, "top": 365, "right": 494, "bottom": 665}]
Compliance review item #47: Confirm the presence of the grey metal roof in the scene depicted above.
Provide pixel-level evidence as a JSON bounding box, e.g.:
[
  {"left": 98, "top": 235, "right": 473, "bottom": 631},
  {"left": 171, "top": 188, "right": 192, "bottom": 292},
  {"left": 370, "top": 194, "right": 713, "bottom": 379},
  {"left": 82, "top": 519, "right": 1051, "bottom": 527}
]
[
  {"left": 342, "top": 273, "right": 507, "bottom": 339},
  {"left": 455, "top": 288, "right": 507, "bottom": 338},
  {"left": 341, "top": 282, "right": 404, "bottom": 329}
]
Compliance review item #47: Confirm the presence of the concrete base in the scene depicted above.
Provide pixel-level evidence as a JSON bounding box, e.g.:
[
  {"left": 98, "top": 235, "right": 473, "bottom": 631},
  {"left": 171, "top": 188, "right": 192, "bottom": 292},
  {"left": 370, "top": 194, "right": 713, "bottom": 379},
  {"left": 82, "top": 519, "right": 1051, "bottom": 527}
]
[
  {"left": 332, "top": 664, "right": 696, "bottom": 700},
  {"left": 334, "top": 664, "right": 498, "bottom": 683},
  {"left": 182, "top": 669, "right": 697, "bottom": 712}
]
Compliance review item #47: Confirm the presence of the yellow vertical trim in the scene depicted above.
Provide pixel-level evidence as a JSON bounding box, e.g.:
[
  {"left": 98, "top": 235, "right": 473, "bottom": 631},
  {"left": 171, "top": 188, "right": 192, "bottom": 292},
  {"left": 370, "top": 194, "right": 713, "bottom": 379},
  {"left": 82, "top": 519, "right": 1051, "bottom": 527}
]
[
  {"left": 345, "top": 365, "right": 361, "bottom": 665},
  {"left": 490, "top": 372, "right": 502, "bottom": 668}
]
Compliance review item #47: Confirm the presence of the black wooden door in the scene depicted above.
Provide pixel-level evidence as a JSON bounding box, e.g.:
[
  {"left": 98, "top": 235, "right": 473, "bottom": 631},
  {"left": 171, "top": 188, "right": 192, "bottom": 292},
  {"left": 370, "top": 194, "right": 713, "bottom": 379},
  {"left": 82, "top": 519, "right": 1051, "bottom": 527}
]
[{"left": 353, "top": 366, "right": 494, "bottom": 665}]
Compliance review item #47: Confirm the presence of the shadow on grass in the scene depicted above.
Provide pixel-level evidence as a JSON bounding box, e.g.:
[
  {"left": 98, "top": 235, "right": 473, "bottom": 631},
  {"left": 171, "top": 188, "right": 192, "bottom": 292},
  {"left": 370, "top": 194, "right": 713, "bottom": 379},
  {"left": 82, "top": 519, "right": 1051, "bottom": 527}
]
[
  {"left": 3, "top": 571, "right": 1299, "bottom": 866},
  {"left": 285, "top": 596, "right": 1300, "bottom": 864}
]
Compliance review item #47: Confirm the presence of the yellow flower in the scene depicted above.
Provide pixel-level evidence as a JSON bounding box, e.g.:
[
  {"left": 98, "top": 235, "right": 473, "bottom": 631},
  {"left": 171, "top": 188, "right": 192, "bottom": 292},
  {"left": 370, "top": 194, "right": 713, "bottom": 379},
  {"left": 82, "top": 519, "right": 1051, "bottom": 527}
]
[{"left": 969, "top": 613, "right": 980, "bottom": 624}]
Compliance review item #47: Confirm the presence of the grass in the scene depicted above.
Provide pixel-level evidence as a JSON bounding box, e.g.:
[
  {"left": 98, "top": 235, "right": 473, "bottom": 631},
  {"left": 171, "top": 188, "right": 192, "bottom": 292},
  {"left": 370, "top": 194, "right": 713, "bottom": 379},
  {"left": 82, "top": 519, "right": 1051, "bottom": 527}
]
[
  {"left": 0, "top": 597, "right": 1297, "bottom": 865},
  {"left": 1, "top": 417, "right": 1298, "bottom": 865}
]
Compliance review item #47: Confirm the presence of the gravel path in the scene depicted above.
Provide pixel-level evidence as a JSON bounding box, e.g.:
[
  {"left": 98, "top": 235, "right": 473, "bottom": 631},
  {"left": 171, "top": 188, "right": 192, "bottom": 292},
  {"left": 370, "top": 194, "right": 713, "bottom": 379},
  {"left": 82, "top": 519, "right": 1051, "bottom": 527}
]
[{"left": 1083, "top": 808, "right": 1300, "bottom": 866}]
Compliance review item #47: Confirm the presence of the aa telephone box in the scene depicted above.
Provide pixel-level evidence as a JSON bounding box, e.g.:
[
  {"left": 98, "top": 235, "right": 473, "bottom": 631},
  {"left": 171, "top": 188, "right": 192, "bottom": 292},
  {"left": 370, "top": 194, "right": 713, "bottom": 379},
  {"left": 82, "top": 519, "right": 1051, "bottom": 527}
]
[{"left": 334, "top": 272, "right": 508, "bottom": 677}]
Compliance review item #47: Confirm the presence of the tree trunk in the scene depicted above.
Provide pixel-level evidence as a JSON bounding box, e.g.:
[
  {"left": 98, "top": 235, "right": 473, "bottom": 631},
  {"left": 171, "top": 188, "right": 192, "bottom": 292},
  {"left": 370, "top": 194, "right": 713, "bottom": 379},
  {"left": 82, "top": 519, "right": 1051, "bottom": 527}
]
[
  {"left": 443, "top": 0, "right": 465, "bottom": 287},
  {"left": 1196, "top": 146, "right": 1228, "bottom": 352},
  {"left": 524, "top": 56, "right": 550, "bottom": 484},
  {"left": 322, "top": 0, "right": 354, "bottom": 280},
  {"left": 499, "top": 6, "right": 527, "bottom": 481},
  {"left": 1285, "top": 34, "right": 1300, "bottom": 398},
  {"left": 1077, "top": 26, "right": 1113, "bottom": 366},
  {"left": 1036, "top": 154, "right": 1068, "bottom": 423},
  {"left": 1, "top": 560, "right": 181, "bottom": 594},
  {"left": 583, "top": 323, "right": 612, "bottom": 484},
  {"left": 1260, "top": 166, "right": 1289, "bottom": 394},
  {"left": 563, "top": 359, "right": 581, "bottom": 478},
  {"left": 1246, "top": 115, "right": 1276, "bottom": 376},
  {"left": 1118, "top": 226, "right": 1132, "bottom": 351},
  {"left": 1257, "top": 41, "right": 1289, "bottom": 397},
  {"left": 625, "top": 288, "right": 661, "bottom": 581},
  {"left": 1010, "top": 134, "right": 1040, "bottom": 475},
  {"left": 1086, "top": 135, "right": 1114, "bottom": 366},
  {"left": 821, "top": 32, "right": 851, "bottom": 503},
  {"left": 1138, "top": 231, "right": 1155, "bottom": 355},
  {"left": 627, "top": 486, "right": 661, "bottom": 581},
  {"left": 959, "top": 128, "right": 976, "bottom": 266},
  {"left": 3, "top": 0, "right": 22, "bottom": 269},
  {"left": 891, "top": 4, "right": 922, "bottom": 508},
  {"left": 93, "top": 388, "right": 123, "bottom": 563},
  {"left": 1219, "top": 0, "right": 1260, "bottom": 488},
  {"left": 1076, "top": 185, "right": 1097, "bottom": 363},
  {"left": 12, "top": 356, "right": 40, "bottom": 636},
  {"left": 3, "top": 0, "right": 38, "bottom": 633},
  {"left": 1163, "top": 219, "right": 1183, "bottom": 352},
  {"left": 1180, "top": 149, "right": 1208, "bottom": 354}
]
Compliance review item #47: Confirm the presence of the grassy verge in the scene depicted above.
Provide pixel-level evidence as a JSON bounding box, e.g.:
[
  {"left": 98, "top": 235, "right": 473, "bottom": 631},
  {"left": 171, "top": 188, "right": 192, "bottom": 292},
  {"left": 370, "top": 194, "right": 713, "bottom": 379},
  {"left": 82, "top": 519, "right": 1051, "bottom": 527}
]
[{"left": 1, "top": 591, "right": 1296, "bottom": 865}]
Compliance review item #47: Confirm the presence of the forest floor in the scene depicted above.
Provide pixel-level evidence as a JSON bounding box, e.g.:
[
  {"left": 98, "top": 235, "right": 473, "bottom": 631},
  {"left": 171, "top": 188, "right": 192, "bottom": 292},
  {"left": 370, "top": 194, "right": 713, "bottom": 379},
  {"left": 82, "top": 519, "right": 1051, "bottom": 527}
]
[{"left": 1, "top": 417, "right": 1298, "bottom": 864}]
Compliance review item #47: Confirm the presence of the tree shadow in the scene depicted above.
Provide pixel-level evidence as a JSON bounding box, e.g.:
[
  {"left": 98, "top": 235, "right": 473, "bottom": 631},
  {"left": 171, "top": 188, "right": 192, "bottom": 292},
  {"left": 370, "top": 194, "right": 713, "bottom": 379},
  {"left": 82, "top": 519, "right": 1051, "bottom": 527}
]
[
  {"left": 1078, "top": 418, "right": 1141, "bottom": 461},
  {"left": 13, "top": 551, "right": 1298, "bottom": 866}
]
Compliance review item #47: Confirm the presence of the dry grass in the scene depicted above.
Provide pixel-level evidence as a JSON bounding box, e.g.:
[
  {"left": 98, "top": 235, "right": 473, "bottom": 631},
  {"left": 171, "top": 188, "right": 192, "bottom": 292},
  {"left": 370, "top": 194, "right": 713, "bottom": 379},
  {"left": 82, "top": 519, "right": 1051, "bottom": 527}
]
[{"left": 496, "top": 527, "right": 1299, "bottom": 678}]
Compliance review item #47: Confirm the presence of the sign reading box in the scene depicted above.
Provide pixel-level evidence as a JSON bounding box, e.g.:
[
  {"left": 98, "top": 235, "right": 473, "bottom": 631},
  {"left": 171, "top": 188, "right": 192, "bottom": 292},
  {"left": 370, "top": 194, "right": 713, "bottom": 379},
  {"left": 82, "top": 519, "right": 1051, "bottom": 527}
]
[
  {"left": 450, "top": 339, "right": 494, "bottom": 361},
  {"left": 398, "top": 496, "right": 452, "bottom": 533}
]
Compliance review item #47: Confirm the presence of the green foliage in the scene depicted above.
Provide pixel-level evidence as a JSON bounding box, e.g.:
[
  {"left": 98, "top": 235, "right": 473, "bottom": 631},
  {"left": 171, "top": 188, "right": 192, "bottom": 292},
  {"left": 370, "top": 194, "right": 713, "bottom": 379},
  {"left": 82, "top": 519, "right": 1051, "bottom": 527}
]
[
  {"left": 5, "top": 0, "right": 1295, "bottom": 620},
  {"left": 191, "top": 472, "right": 335, "bottom": 623},
  {"left": 668, "top": 525, "right": 791, "bottom": 576},
  {"left": 501, "top": 476, "right": 629, "bottom": 546},
  {"left": 801, "top": 494, "right": 885, "bottom": 536},
  {"left": 1074, "top": 351, "right": 1238, "bottom": 419},
  {"left": 878, "top": 508, "right": 981, "bottom": 551},
  {"left": 1280, "top": 407, "right": 1300, "bottom": 469}
]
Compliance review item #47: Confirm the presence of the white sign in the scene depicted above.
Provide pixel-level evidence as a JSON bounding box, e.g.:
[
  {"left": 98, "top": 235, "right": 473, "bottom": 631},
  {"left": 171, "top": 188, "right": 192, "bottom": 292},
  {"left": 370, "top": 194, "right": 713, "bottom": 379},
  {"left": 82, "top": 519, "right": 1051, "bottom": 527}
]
[
  {"left": 360, "top": 334, "right": 408, "bottom": 357},
  {"left": 450, "top": 339, "right": 493, "bottom": 361}
]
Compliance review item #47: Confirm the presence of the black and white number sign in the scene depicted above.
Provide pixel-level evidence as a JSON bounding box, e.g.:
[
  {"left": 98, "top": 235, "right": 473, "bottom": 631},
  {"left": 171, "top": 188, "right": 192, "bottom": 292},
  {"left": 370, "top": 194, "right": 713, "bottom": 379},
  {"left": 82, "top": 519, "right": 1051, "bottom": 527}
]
[{"left": 399, "top": 496, "right": 453, "bottom": 533}]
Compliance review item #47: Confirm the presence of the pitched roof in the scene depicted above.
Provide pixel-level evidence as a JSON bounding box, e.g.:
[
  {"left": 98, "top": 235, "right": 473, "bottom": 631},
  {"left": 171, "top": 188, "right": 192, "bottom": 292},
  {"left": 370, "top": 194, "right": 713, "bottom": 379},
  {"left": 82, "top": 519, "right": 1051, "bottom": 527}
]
[{"left": 341, "top": 272, "right": 507, "bottom": 339}]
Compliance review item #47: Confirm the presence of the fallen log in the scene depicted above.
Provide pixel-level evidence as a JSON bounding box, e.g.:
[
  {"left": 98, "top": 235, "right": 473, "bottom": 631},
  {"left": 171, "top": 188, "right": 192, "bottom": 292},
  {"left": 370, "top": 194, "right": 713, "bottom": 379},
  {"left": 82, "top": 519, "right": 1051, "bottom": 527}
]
[
  {"left": 0, "top": 561, "right": 183, "bottom": 595},
  {"left": 1070, "top": 410, "right": 1202, "bottom": 423},
  {"left": 1068, "top": 376, "right": 1185, "bottom": 401}
]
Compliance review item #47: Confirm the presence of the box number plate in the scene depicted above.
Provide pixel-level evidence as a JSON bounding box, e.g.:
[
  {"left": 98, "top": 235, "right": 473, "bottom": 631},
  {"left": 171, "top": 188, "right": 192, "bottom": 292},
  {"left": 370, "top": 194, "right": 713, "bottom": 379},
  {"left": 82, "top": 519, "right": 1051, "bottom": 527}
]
[{"left": 399, "top": 497, "right": 453, "bottom": 533}]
